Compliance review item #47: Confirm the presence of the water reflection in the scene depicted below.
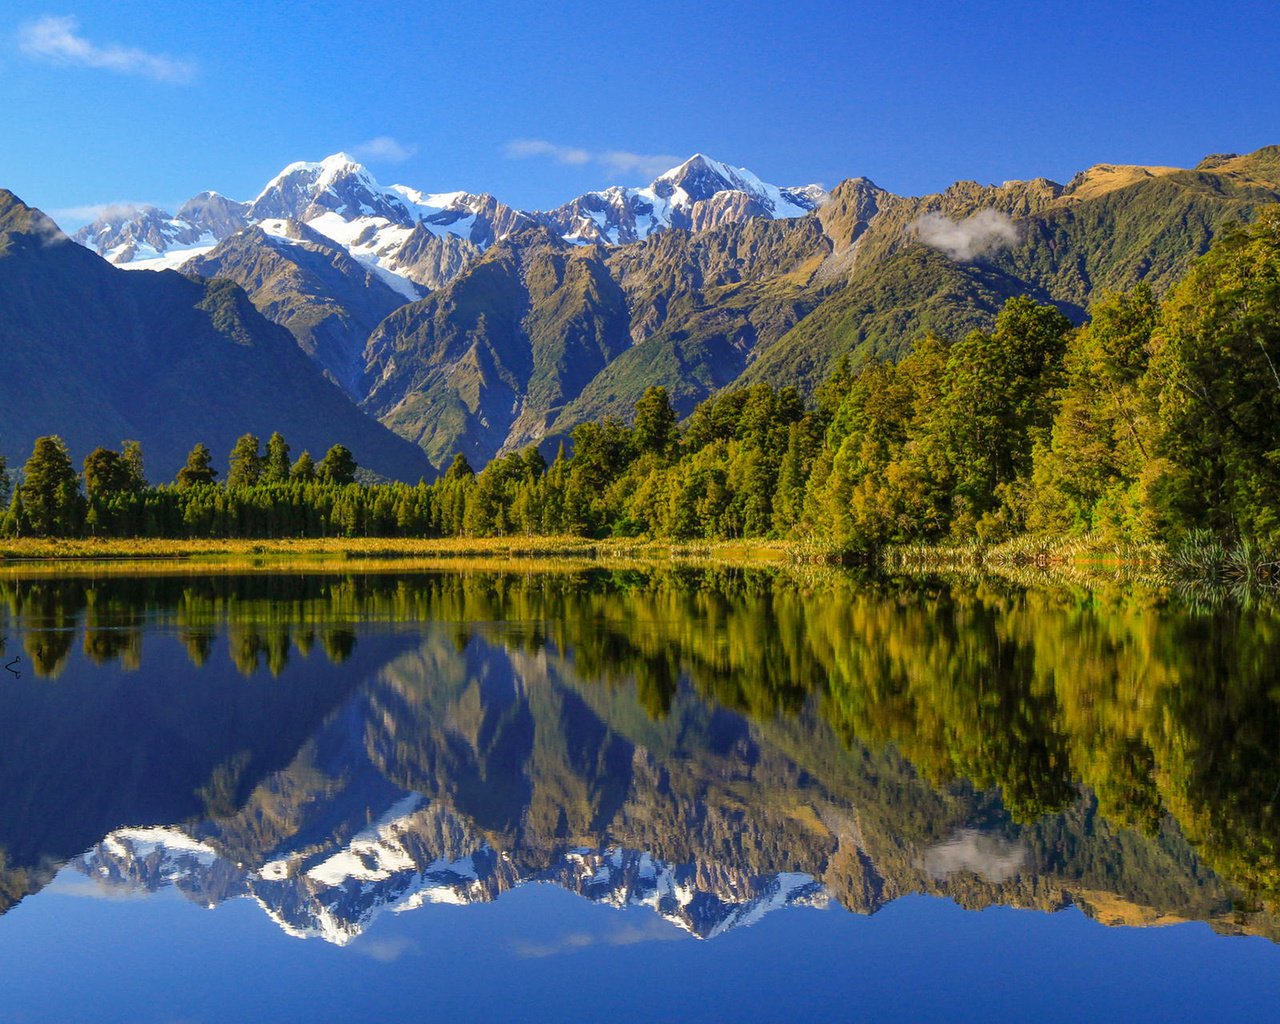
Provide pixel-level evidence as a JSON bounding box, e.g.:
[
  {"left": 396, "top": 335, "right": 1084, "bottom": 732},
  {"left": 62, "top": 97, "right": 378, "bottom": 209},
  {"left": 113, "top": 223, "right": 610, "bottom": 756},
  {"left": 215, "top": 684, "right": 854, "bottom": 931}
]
[{"left": 1, "top": 568, "right": 1278, "bottom": 944}]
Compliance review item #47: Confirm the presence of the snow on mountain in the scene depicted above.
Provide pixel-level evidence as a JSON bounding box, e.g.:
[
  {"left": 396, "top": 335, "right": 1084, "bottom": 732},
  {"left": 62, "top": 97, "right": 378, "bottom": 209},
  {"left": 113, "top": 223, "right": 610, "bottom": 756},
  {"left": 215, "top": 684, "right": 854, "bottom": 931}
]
[
  {"left": 71, "top": 806, "right": 828, "bottom": 946},
  {"left": 540, "top": 154, "right": 829, "bottom": 245},
  {"left": 71, "top": 152, "right": 827, "bottom": 290}
]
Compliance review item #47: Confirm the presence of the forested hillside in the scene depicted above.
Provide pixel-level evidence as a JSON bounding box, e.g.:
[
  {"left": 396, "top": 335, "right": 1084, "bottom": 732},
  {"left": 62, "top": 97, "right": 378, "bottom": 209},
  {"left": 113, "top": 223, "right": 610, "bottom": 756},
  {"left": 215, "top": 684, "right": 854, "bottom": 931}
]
[{"left": 7, "top": 206, "right": 1280, "bottom": 551}]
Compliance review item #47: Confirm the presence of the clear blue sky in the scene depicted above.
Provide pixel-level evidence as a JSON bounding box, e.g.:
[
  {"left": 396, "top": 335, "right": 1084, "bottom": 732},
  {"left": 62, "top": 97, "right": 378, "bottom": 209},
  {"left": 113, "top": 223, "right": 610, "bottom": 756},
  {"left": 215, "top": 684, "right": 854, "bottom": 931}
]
[{"left": 3, "top": 0, "right": 1278, "bottom": 229}]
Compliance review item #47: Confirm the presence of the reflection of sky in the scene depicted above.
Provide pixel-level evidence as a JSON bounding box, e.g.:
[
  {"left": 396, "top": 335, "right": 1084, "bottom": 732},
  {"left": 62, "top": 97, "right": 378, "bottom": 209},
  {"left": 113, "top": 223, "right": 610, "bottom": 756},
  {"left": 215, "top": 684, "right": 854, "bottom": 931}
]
[{"left": 2, "top": 876, "right": 1279, "bottom": 1022}]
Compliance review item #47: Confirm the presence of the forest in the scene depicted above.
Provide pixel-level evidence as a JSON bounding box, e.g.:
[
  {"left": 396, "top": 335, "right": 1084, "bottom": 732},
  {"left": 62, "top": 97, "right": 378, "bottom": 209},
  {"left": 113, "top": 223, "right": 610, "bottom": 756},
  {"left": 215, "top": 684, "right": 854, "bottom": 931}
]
[{"left": 3, "top": 209, "right": 1279, "bottom": 552}]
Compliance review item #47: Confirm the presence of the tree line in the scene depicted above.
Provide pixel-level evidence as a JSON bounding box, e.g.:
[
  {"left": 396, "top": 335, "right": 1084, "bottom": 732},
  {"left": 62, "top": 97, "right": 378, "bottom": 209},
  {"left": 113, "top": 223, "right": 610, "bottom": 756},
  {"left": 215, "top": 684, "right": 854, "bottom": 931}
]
[{"left": 3, "top": 208, "right": 1280, "bottom": 548}]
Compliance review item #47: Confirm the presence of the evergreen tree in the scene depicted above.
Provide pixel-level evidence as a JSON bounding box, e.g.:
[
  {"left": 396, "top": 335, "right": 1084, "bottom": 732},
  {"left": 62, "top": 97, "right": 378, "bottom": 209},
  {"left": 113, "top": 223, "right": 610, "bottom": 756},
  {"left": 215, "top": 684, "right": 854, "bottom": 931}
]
[
  {"left": 19, "top": 435, "right": 83, "bottom": 536},
  {"left": 520, "top": 445, "right": 547, "bottom": 479},
  {"left": 634, "top": 385, "right": 678, "bottom": 459},
  {"left": 264, "top": 432, "right": 291, "bottom": 484},
  {"left": 176, "top": 443, "right": 217, "bottom": 488},
  {"left": 317, "top": 444, "right": 357, "bottom": 485},
  {"left": 444, "top": 452, "right": 474, "bottom": 481},
  {"left": 227, "top": 434, "right": 263, "bottom": 488},
  {"left": 83, "top": 448, "right": 128, "bottom": 499},
  {"left": 291, "top": 450, "right": 316, "bottom": 482},
  {"left": 121, "top": 440, "right": 147, "bottom": 491},
  {"left": 2, "top": 489, "right": 26, "bottom": 538},
  {"left": 1143, "top": 209, "right": 1280, "bottom": 543}
]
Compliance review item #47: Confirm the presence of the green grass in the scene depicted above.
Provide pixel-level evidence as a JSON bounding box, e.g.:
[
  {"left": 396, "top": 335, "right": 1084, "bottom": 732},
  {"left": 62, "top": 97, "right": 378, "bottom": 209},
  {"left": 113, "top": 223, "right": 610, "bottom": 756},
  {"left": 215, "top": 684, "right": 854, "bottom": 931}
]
[{"left": 0, "top": 535, "right": 792, "bottom": 571}]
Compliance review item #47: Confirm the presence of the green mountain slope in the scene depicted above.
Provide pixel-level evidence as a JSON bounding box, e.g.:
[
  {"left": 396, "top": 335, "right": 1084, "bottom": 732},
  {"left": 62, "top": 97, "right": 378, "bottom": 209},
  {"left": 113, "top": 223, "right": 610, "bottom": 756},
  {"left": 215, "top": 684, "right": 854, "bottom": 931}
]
[
  {"left": 363, "top": 218, "right": 830, "bottom": 466},
  {"left": 745, "top": 145, "right": 1280, "bottom": 391},
  {"left": 361, "top": 229, "right": 633, "bottom": 466},
  {"left": 0, "top": 191, "right": 432, "bottom": 481},
  {"left": 188, "top": 220, "right": 409, "bottom": 395}
]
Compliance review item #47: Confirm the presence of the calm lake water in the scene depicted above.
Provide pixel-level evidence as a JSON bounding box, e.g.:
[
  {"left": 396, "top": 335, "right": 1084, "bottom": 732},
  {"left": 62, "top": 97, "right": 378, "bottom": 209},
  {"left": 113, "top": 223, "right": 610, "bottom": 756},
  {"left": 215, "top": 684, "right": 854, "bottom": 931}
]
[{"left": 1, "top": 566, "right": 1278, "bottom": 1022}]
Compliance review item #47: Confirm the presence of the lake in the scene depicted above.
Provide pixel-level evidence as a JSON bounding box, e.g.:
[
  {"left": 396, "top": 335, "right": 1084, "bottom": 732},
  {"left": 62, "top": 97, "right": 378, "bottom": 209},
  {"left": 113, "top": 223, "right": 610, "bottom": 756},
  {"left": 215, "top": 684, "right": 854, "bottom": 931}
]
[{"left": 1, "top": 566, "right": 1278, "bottom": 1022}]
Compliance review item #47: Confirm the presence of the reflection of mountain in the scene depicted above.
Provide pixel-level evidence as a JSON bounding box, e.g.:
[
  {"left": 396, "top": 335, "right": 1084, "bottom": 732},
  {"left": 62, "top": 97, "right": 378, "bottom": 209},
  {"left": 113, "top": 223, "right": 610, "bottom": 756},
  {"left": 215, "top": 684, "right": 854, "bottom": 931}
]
[
  {"left": 0, "top": 617, "right": 421, "bottom": 915},
  {"left": 77, "top": 821, "right": 826, "bottom": 944},
  {"left": 50, "top": 618, "right": 1280, "bottom": 945}
]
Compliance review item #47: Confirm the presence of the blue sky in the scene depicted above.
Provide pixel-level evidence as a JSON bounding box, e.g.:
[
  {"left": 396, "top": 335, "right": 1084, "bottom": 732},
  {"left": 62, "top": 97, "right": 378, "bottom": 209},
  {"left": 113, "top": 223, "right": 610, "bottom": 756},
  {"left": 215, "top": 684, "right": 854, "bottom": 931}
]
[{"left": 3, "top": 0, "right": 1278, "bottom": 229}]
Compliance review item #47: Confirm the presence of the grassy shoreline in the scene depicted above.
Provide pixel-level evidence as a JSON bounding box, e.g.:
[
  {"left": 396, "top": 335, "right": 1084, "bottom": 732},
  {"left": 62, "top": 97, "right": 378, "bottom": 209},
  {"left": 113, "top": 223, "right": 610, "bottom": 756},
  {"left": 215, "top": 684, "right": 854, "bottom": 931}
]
[{"left": 0, "top": 535, "right": 792, "bottom": 568}]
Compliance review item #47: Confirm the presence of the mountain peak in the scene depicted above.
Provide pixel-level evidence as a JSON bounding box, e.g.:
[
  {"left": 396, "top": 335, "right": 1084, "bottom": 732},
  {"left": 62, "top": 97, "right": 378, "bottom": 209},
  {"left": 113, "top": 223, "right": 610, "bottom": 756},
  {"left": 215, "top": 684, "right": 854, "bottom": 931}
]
[
  {"left": 0, "top": 189, "right": 71, "bottom": 247},
  {"left": 254, "top": 153, "right": 375, "bottom": 203},
  {"left": 653, "top": 154, "right": 749, "bottom": 200},
  {"left": 659, "top": 152, "right": 733, "bottom": 178}
]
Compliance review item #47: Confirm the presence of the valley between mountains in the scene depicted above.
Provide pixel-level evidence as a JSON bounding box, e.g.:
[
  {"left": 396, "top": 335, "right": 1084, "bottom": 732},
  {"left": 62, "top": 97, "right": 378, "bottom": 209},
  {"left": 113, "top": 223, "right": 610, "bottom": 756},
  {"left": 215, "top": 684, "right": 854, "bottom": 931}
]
[{"left": 5, "top": 145, "right": 1280, "bottom": 478}]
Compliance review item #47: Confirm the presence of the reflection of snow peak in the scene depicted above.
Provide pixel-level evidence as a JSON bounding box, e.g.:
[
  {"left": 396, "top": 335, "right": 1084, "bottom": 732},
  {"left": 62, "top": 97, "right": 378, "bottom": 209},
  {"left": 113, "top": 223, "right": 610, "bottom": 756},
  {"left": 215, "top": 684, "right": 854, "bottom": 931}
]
[{"left": 73, "top": 811, "right": 828, "bottom": 946}]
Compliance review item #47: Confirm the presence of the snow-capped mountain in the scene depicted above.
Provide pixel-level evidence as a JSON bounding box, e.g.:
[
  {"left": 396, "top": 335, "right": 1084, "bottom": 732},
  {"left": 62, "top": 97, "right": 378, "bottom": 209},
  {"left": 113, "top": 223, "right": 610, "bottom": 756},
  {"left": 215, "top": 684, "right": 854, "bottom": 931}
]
[
  {"left": 539, "top": 154, "right": 828, "bottom": 245},
  {"left": 73, "top": 202, "right": 223, "bottom": 270},
  {"left": 71, "top": 152, "right": 827, "bottom": 292}
]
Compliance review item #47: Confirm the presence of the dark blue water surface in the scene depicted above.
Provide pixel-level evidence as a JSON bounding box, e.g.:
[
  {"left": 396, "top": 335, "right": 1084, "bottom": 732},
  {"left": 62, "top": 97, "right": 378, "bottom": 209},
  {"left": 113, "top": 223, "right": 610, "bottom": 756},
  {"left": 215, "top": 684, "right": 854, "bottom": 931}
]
[{"left": 0, "top": 568, "right": 1277, "bottom": 1023}]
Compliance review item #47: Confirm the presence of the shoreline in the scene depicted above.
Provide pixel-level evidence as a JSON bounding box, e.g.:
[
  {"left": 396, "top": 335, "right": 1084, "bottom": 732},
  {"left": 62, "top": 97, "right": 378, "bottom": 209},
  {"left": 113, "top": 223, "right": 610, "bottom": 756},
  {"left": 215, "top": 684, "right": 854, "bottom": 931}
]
[{"left": 0, "top": 536, "right": 793, "bottom": 571}]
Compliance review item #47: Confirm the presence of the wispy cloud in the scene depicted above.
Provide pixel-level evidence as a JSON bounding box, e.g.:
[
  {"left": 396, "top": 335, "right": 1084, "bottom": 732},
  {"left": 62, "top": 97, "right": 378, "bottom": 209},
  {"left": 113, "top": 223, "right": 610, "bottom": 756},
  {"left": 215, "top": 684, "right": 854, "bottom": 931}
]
[
  {"left": 17, "top": 14, "right": 197, "bottom": 84},
  {"left": 912, "top": 209, "right": 1019, "bottom": 262},
  {"left": 352, "top": 135, "right": 417, "bottom": 164},
  {"left": 919, "top": 828, "right": 1028, "bottom": 883},
  {"left": 598, "top": 149, "right": 685, "bottom": 178},
  {"left": 51, "top": 200, "right": 161, "bottom": 224},
  {"left": 510, "top": 918, "right": 687, "bottom": 959},
  {"left": 353, "top": 935, "right": 420, "bottom": 963},
  {"left": 505, "top": 139, "right": 591, "bottom": 165},
  {"left": 505, "top": 139, "right": 682, "bottom": 181}
]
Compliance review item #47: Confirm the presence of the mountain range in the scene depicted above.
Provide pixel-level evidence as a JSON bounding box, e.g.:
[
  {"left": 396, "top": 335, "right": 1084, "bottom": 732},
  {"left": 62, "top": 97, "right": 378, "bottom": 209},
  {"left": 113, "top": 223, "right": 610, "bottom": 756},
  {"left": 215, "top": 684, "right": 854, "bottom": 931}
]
[{"left": 3, "top": 145, "right": 1278, "bottom": 477}]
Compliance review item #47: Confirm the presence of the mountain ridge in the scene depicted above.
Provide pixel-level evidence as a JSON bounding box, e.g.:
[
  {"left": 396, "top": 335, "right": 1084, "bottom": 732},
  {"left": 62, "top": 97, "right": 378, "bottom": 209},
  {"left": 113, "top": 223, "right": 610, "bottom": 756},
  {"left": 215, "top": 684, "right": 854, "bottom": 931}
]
[{"left": 0, "top": 189, "right": 433, "bottom": 480}]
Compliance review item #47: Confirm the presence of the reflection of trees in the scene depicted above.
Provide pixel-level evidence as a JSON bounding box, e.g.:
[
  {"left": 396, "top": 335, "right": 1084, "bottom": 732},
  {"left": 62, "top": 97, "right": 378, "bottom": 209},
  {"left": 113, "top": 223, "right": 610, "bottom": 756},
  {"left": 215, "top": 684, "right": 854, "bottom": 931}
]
[
  {"left": 320, "top": 628, "right": 355, "bottom": 665},
  {"left": 1, "top": 567, "right": 1278, "bottom": 909},
  {"left": 23, "top": 629, "right": 74, "bottom": 678}
]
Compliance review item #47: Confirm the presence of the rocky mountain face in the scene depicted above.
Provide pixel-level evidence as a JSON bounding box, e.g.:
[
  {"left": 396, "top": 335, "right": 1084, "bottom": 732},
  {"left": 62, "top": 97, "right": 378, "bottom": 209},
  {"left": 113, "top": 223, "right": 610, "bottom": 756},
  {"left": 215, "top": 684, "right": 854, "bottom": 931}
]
[
  {"left": 535, "top": 154, "right": 827, "bottom": 244},
  {"left": 187, "top": 219, "right": 408, "bottom": 395},
  {"left": 0, "top": 190, "right": 432, "bottom": 480},
  {"left": 56, "top": 145, "right": 1280, "bottom": 473},
  {"left": 66, "top": 152, "right": 824, "bottom": 432}
]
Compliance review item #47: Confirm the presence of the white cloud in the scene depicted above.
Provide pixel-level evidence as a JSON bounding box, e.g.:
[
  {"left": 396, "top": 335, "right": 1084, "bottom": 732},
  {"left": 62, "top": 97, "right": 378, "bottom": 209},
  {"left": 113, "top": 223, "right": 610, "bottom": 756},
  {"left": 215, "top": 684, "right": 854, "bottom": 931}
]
[
  {"left": 598, "top": 149, "right": 685, "bottom": 179},
  {"left": 505, "top": 139, "right": 591, "bottom": 165},
  {"left": 912, "top": 209, "right": 1019, "bottom": 262},
  {"left": 352, "top": 135, "right": 417, "bottom": 164},
  {"left": 505, "top": 139, "right": 683, "bottom": 181},
  {"left": 17, "top": 14, "right": 197, "bottom": 84},
  {"left": 51, "top": 200, "right": 159, "bottom": 223}
]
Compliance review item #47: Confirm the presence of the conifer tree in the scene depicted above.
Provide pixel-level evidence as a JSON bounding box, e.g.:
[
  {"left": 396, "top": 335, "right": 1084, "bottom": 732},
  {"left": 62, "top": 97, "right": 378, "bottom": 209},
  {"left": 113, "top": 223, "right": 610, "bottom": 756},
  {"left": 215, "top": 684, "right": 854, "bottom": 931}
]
[
  {"left": 264, "top": 432, "right": 291, "bottom": 484},
  {"left": 83, "top": 448, "right": 128, "bottom": 499},
  {"left": 444, "top": 452, "right": 474, "bottom": 481},
  {"left": 20, "top": 435, "right": 83, "bottom": 536},
  {"left": 227, "top": 434, "right": 263, "bottom": 488},
  {"left": 176, "top": 443, "right": 217, "bottom": 488},
  {"left": 291, "top": 450, "right": 316, "bottom": 482},
  {"left": 121, "top": 440, "right": 147, "bottom": 491},
  {"left": 634, "top": 385, "right": 678, "bottom": 459},
  {"left": 317, "top": 444, "right": 357, "bottom": 485}
]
